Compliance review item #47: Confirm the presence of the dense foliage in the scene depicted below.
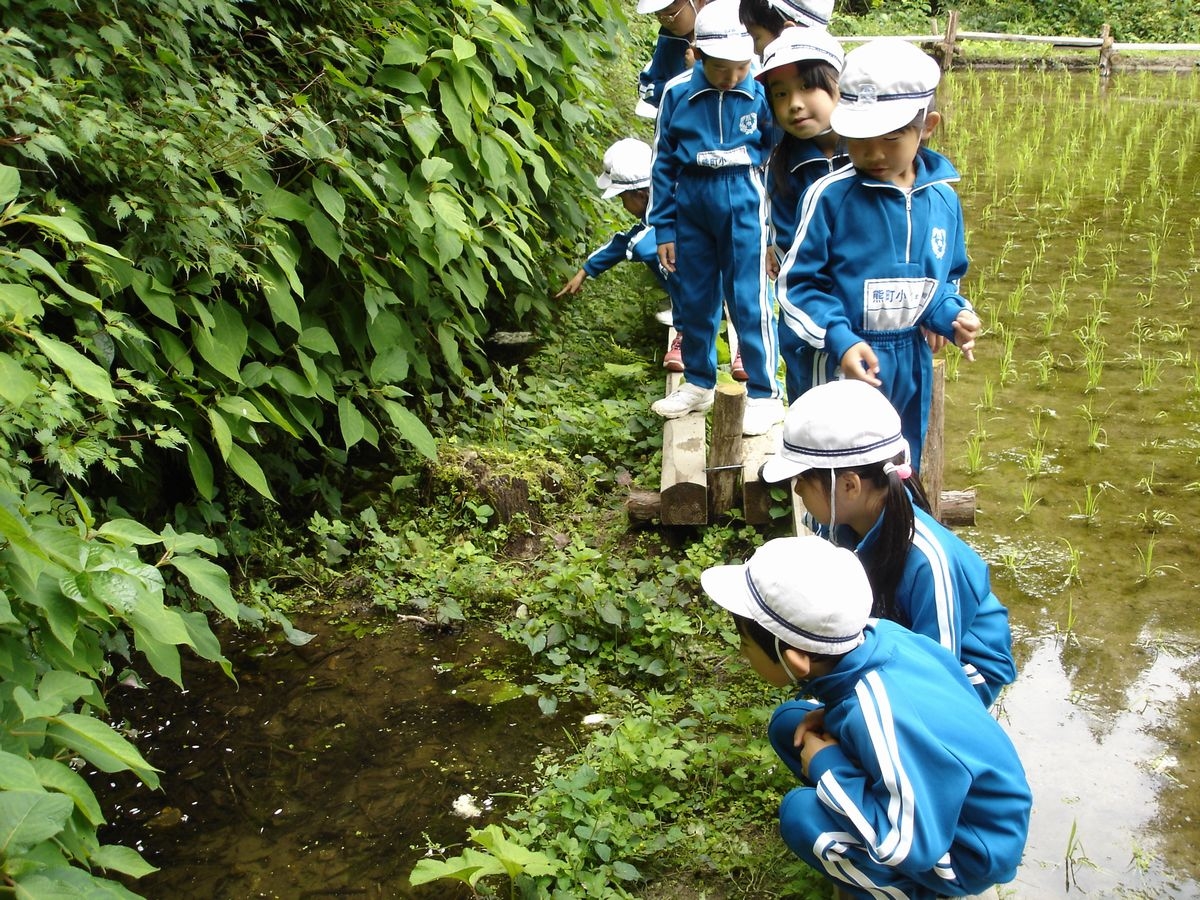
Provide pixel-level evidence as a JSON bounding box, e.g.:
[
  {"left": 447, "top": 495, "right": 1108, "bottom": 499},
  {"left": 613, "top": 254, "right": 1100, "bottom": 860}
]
[{"left": 0, "top": 0, "right": 625, "bottom": 893}]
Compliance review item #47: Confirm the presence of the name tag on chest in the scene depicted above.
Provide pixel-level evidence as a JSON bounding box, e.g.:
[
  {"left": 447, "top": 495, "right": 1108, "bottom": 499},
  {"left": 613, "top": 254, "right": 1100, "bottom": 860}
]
[{"left": 862, "top": 278, "right": 937, "bottom": 331}]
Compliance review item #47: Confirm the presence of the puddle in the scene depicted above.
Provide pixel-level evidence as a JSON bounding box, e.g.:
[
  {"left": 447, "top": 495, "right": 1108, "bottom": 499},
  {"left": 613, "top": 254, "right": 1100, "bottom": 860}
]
[{"left": 97, "top": 620, "right": 568, "bottom": 899}]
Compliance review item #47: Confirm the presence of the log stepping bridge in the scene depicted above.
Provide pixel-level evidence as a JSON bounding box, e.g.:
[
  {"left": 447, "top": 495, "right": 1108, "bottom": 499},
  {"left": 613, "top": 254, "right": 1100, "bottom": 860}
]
[{"left": 627, "top": 342, "right": 976, "bottom": 530}]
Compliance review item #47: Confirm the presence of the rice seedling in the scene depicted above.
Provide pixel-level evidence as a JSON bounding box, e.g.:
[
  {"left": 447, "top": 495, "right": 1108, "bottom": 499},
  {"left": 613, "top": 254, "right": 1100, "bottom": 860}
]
[
  {"left": 978, "top": 376, "right": 996, "bottom": 411},
  {"left": 1135, "top": 508, "right": 1178, "bottom": 534},
  {"left": 998, "top": 326, "right": 1018, "bottom": 385},
  {"left": 1029, "top": 349, "right": 1056, "bottom": 386},
  {"left": 964, "top": 413, "right": 987, "bottom": 475},
  {"left": 1060, "top": 538, "right": 1082, "bottom": 585},
  {"left": 1137, "top": 462, "right": 1157, "bottom": 495},
  {"left": 1070, "top": 482, "right": 1108, "bottom": 523},
  {"left": 1137, "top": 356, "right": 1164, "bottom": 392},
  {"left": 1135, "top": 537, "right": 1180, "bottom": 581},
  {"left": 1017, "top": 482, "right": 1040, "bottom": 518}
]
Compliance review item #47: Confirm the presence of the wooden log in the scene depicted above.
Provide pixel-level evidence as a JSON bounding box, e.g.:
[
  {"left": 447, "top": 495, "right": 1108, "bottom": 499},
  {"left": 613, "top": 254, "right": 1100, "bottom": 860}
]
[
  {"left": 625, "top": 489, "right": 662, "bottom": 524},
  {"left": 741, "top": 423, "right": 781, "bottom": 525},
  {"left": 920, "top": 358, "right": 945, "bottom": 523},
  {"left": 708, "top": 384, "right": 745, "bottom": 518},
  {"left": 938, "top": 489, "right": 977, "bottom": 527}
]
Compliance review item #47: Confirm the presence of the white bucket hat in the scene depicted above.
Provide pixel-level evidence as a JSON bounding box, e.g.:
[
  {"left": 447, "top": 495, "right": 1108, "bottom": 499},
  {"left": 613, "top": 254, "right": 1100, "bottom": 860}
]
[
  {"left": 760, "top": 379, "right": 910, "bottom": 483},
  {"left": 693, "top": 0, "right": 755, "bottom": 62},
  {"left": 829, "top": 37, "right": 942, "bottom": 139},
  {"left": 767, "top": 0, "right": 834, "bottom": 28},
  {"left": 756, "top": 26, "right": 844, "bottom": 82},
  {"left": 702, "top": 536, "right": 872, "bottom": 655},
  {"left": 595, "top": 138, "right": 653, "bottom": 200},
  {"left": 636, "top": 0, "right": 677, "bottom": 12}
]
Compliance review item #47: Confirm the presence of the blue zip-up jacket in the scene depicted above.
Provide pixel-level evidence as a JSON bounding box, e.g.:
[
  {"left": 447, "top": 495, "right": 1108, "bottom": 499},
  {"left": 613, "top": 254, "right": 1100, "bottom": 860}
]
[
  {"left": 776, "top": 146, "right": 971, "bottom": 364},
  {"left": 648, "top": 65, "right": 773, "bottom": 247},
  {"left": 582, "top": 221, "right": 667, "bottom": 290},
  {"left": 843, "top": 505, "right": 1016, "bottom": 707},
  {"left": 782, "top": 619, "right": 1031, "bottom": 895},
  {"left": 638, "top": 31, "right": 692, "bottom": 113},
  {"left": 769, "top": 138, "right": 850, "bottom": 261}
]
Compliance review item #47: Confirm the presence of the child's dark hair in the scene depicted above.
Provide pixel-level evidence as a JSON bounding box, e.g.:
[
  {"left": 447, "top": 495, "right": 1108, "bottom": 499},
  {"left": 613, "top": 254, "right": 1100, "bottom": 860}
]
[
  {"left": 765, "top": 59, "right": 840, "bottom": 199},
  {"left": 739, "top": 0, "right": 790, "bottom": 32},
  {"left": 797, "top": 452, "right": 931, "bottom": 626},
  {"left": 732, "top": 614, "right": 837, "bottom": 666}
]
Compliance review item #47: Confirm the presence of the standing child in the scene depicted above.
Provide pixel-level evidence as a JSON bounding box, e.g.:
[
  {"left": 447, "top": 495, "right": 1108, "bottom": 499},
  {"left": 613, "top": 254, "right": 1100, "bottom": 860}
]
[
  {"left": 649, "top": 0, "right": 783, "bottom": 435},
  {"left": 761, "top": 379, "right": 1016, "bottom": 707},
  {"left": 739, "top": 0, "right": 834, "bottom": 56},
  {"left": 701, "top": 535, "right": 1031, "bottom": 899},
  {"left": 635, "top": 0, "right": 706, "bottom": 119},
  {"left": 775, "top": 38, "right": 981, "bottom": 471},
  {"left": 756, "top": 27, "right": 849, "bottom": 404}
]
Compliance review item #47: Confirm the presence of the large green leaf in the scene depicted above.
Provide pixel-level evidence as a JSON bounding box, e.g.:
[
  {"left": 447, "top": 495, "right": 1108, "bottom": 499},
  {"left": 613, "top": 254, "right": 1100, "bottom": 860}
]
[
  {"left": 227, "top": 444, "right": 275, "bottom": 500},
  {"left": 0, "top": 352, "right": 39, "bottom": 406},
  {"left": 167, "top": 554, "right": 237, "bottom": 620},
  {"left": 0, "top": 791, "right": 73, "bottom": 854},
  {"left": 193, "top": 300, "right": 248, "bottom": 382},
  {"left": 44, "top": 714, "right": 161, "bottom": 787},
  {"left": 0, "top": 163, "right": 20, "bottom": 205},
  {"left": 0, "top": 283, "right": 44, "bottom": 323},
  {"left": 31, "top": 334, "right": 118, "bottom": 403},
  {"left": 378, "top": 399, "right": 437, "bottom": 461}
]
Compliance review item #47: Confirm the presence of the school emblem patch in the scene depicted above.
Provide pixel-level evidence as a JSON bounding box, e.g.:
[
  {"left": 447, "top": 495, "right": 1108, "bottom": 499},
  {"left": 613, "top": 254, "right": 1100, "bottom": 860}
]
[
  {"left": 931, "top": 227, "right": 947, "bottom": 260},
  {"left": 739, "top": 113, "right": 757, "bottom": 135}
]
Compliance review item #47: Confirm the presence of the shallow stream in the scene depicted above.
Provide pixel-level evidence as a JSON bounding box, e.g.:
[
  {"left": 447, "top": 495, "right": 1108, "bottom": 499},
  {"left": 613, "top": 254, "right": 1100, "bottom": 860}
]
[{"left": 99, "top": 68, "right": 1199, "bottom": 899}]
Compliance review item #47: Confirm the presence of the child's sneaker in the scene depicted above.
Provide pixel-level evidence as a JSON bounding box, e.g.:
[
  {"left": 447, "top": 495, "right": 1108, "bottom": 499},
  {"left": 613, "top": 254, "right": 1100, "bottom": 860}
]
[
  {"left": 663, "top": 333, "right": 685, "bottom": 372},
  {"left": 742, "top": 397, "right": 784, "bottom": 436},
  {"left": 731, "top": 350, "right": 748, "bottom": 381},
  {"left": 652, "top": 383, "right": 714, "bottom": 419}
]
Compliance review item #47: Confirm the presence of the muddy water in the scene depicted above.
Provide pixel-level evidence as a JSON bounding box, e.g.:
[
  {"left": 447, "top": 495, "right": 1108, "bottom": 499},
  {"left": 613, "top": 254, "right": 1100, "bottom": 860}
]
[
  {"left": 934, "top": 68, "right": 1200, "bottom": 897},
  {"left": 98, "top": 621, "right": 563, "bottom": 899}
]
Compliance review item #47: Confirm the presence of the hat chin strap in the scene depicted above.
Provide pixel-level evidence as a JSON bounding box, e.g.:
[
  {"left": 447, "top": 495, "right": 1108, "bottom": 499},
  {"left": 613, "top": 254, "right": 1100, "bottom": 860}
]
[
  {"left": 827, "top": 469, "right": 839, "bottom": 543},
  {"left": 775, "top": 635, "right": 799, "bottom": 684}
]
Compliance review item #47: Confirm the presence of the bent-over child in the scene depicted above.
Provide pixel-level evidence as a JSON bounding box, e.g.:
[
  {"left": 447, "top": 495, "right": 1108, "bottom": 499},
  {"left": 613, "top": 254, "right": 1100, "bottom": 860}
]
[
  {"left": 761, "top": 378, "right": 1016, "bottom": 707},
  {"left": 776, "top": 38, "right": 981, "bottom": 470},
  {"left": 701, "top": 535, "right": 1032, "bottom": 899}
]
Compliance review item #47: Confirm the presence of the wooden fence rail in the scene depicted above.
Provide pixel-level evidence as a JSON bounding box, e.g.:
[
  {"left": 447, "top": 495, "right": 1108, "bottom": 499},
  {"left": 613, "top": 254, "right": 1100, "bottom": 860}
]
[{"left": 840, "top": 14, "right": 1200, "bottom": 76}]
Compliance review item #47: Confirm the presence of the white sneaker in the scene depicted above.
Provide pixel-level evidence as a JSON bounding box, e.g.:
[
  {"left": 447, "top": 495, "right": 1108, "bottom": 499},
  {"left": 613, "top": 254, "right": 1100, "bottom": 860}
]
[
  {"left": 652, "top": 383, "right": 714, "bottom": 419},
  {"left": 742, "top": 397, "right": 784, "bottom": 436}
]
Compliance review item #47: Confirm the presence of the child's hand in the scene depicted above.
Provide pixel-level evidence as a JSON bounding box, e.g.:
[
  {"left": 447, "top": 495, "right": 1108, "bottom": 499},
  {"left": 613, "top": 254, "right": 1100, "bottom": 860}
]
[
  {"left": 766, "top": 249, "right": 781, "bottom": 280},
  {"left": 799, "top": 729, "right": 839, "bottom": 779},
  {"left": 554, "top": 269, "right": 587, "bottom": 299},
  {"left": 922, "top": 326, "right": 949, "bottom": 353},
  {"left": 658, "top": 242, "right": 677, "bottom": 274},
  {"left": 840, "top": 342, "right": 881, "bottom": 387},
  {"left": 792, "top": 706, "right": 827, "bottom": 749},
  {"left": 953, "top": 309, "right": 982, "bottom": 361}
]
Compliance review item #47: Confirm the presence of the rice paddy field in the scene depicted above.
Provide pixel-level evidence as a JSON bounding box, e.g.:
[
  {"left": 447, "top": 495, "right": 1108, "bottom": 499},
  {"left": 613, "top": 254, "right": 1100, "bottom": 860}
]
[{"left": 932, "top": 68, "right": 1200, "bottom": 897}]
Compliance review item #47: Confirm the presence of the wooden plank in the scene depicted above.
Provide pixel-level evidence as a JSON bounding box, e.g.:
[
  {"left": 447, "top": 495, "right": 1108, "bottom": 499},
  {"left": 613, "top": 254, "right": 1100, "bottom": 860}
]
[
  {"left": 659, "top": 327, "right": 708, "bottom": 525},
  {"left": 921, "top": 358, "right": 945, "bottom": 523},
  {"left": 741, "top": 422, "right": 781, "bottom": 525},
  {"left": 708, "top": 384, "right": 745, "bottom": 518}
]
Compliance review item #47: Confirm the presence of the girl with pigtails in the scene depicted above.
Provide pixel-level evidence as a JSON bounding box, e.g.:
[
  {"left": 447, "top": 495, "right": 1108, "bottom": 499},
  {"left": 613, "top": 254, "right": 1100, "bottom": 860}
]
[{"left": 761, "top": 379, "right": 1015, "bottom": 708}]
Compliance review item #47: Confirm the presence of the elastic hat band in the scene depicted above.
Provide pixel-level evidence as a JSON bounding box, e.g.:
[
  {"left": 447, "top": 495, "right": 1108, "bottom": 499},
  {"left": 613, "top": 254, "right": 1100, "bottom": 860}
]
[
  {"left": 841, "top": 87, "right": 935, "bottom": 104},
  {"left": 744, "top": 570, "right": 859, "bottom": 648},
  {"left": 780, "top": 430, "right": 903, "bottom": 462},
  {"left": 772, "top": 0, "right": 831, "bottom": 26}
]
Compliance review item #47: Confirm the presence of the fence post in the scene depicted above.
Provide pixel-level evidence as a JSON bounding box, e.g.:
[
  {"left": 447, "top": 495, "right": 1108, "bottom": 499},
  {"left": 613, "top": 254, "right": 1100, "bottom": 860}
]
[
  {"left": 938, "top": 10, "right": 960, "bottom": 71},
  {"left": 1099, "top": 23, "right": 1115, "bottom": 76}
]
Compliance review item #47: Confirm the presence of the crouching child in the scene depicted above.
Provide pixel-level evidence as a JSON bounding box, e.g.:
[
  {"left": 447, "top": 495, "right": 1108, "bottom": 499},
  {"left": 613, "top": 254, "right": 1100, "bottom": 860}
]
[{"left": 701, "top": 536, "right": 1032, "bottom": 899}]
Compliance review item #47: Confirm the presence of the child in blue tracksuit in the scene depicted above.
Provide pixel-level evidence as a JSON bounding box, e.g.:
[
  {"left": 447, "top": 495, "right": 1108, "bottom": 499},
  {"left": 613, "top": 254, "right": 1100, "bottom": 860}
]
[
  {"left": 762, "top": 379, "right": 1016, "bottom": 707},
  {"left": 701, "top": 536, "right": 1031, "bottom": 899},
  {"left": 555, "top": 138, "right": 670, "bottom": 302},
  {"left": 635, "top": 0, "right": 706, "bottom": 119},
  {"left": 756, "top": 27, "right": 850, "bottom": 404},
  {"left": 648, "top": 0, "right": 783, "bottom": 436},
  {"left": 775, "top": 38, "right": 981, "bottom": 472}
]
